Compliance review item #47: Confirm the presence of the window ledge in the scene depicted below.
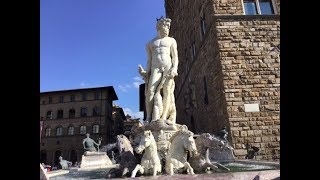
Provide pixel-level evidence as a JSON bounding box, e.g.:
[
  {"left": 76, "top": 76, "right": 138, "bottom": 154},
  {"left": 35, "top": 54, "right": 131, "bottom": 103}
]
[{"left": 214, "top": 14, "right": 280, "bottom": 21}]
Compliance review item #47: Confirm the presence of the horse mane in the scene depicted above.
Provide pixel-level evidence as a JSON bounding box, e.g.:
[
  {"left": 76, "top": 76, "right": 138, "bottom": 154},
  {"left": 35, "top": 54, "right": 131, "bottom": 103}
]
[
  {"left": 118, "top": 134, "right": 130, "bottom": 143},
  {"left": 117, "top": 134, "right": 133, "bottom": 151},
  {"left": 169, "top": 128, "right": 193, "bottom": 143}
]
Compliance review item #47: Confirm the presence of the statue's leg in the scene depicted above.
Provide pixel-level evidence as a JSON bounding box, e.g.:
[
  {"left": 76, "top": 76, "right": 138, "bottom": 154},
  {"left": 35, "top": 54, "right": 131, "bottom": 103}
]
[
  {"left": 131, "top": 164, "right": 142, "bottom": 178},
  {"left": 152, "top": 91, "right": 162, "bottom": 120},
  {"left": 152, "top": 167, "right": 157, "bottom": 176},
  {"left": 184, "top": 162, "right": 195, "bottom": 175},
  {"left": 161, "top": 79, "right": 174, "bottom": 120},
  {"left": 146, "top": 69, "right": 162, "bottom": 122},
  {"left": 122, "top": 167, "right": 129, "bottom": 177},
  {"left": 169, "top": 81, "right": 177, "bottom": 124},
  {"left": 166, "top": 162, "right": 174, "bottom": 176}
]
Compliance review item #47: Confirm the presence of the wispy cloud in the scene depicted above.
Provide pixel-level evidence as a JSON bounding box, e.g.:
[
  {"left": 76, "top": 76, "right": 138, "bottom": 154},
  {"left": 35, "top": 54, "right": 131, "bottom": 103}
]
[
  {"left": 118, "top": 84, "right": 131, "bottom": 92},
  {"left": 133, "top": 76, "right": 144, "bottom": 88},
  {"left": 80, "top": 81, "right": 90, "bottom": 88},
  {"left": 118, "top": 76, "right": 144, "bottom": 93},
  {"left": 80, "top": 81, "right": 103, "bottom": 88},
  {"left": 123, "top": 107, "right": 144, "bottom": 120}
]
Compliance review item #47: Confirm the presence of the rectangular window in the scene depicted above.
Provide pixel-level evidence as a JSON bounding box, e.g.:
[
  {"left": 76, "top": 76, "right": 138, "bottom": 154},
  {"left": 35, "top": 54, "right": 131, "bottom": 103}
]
[
  {"left": 243, "top": 0, "right": 275, "bottom": 15},
  {"left": 259, "top": 0, "right": 274, "bottom": 14},
  {"left": 94, "top": 91, "right": 100, "bottom": 100},
  {"left": 244, "top": 0, "right": 258, "bottom": 15},
  {"left": 82, "top": 93, "right": 87, "bottom": 101},
  {"left": 56, "top": 127, "right": 62, "bottom": 136},
  {"left": 70, "top": 95, "right": 75, "bottom": 102},
  {"left": 81, "top": 107, "right": 88, "bottom": 117},
  {"left": 57, "top": 110, "right": 63, "bottom": 119},
  {"left": 80, "top": 126, "right": 86, "bottom": 134},
  {"left": 48, "top": 96, "right": 52, "bottom": 104},
  {"left": 59, "top": 96, "right": 64, "bottom": 103}
]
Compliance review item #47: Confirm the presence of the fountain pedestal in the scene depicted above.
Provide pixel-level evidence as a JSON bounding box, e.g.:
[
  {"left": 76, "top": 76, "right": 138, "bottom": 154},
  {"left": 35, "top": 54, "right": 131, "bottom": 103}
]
[{"left": 79, "top": 151, "right": 113, "bottom": 171}]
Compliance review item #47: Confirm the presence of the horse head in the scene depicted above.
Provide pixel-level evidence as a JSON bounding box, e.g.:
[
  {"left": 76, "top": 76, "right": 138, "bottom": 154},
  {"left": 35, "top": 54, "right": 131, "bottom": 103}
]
[
  {"left": 135, "top": 130, "right": 154, "bottom": 154},
  {"left": 183, "top": 131, "right": 198, "bottom": 158},
  {"left": 199, "top": 133, "right": 225, "bottom": 150},
  {"left": 116, "top": 134, "right": 133, "bottom": 154}
]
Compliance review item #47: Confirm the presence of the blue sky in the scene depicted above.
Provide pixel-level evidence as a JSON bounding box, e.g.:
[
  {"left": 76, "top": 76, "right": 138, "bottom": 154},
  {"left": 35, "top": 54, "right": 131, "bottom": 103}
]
[{"left": 40, "top": 0, "right": 165, "bottom": 119}]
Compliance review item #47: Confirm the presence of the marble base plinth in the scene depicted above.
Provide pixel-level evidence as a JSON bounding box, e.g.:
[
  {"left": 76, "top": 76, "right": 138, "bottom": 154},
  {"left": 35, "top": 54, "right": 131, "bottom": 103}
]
[{"left": 79, "top": 152, "right": 113, "bottom": 171}]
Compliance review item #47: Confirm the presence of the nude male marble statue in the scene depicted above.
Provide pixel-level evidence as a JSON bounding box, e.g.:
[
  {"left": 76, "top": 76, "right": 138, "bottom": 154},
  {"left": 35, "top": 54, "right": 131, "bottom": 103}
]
[{"left": 139, "top": 17, "right": 178, "bottom": 124}]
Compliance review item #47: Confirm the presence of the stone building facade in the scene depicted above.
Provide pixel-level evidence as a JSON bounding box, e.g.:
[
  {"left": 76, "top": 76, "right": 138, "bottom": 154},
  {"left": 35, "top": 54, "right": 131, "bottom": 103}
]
[
  {"left": 40, "top": 86, "right": 124, "bottom": 166},
  {"left": 164, "top": 0, "right": 280, "bottom": 160}
]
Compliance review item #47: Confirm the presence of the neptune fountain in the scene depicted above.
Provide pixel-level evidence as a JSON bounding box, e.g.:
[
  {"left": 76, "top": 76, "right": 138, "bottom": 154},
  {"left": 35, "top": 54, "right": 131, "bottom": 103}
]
[{"left": 44, "top": 17, "right": 279, "bottom": 180}]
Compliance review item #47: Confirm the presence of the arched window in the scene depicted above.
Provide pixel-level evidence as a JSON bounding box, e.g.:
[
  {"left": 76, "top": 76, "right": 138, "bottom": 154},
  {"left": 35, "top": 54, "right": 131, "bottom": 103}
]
[
  {"left": 69, "top": 109, "right": 75, "bottom": 118},
  {"left": 92, "top": 125, "right": 99, "bottom": 134},
  {"left": 57, "top": 110, "right": 63, "bottom": 119},
  {"left": 68, "top": 126, "right": 74, "bottom": 135},
  {"left": 92, "top": 106, "right": 100, "bottom": 116},
  {"left": 56, "top": 127, "right": 63, "bottom": 136},
  {"left": 45, "top": 128, "right": 51, "bottom": 137},
  {"left": 80, "top": 107, "right": 87, "bottom": 117},
  {"left": 46, "top": 111, "right": 53, "bottom": 119},
  {"left": 80, "top": 125, "right": 86, "bottom": 134}
]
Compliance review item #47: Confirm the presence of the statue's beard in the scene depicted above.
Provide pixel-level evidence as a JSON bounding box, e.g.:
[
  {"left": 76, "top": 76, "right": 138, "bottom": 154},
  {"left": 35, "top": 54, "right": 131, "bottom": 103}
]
[{"left": 159, "top": 32, "right": 168, "bottom": 37}]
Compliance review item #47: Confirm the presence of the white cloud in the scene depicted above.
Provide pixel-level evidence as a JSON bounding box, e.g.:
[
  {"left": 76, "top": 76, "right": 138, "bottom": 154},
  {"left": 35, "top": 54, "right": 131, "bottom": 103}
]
[
  {"left": 132, "top": 76, "right": 144, "bottom": 88},
  {"left": 80, "top": 81, "right": 90, "bottom": 88},
  {"left": 118, "top": 84, "right": 131, "bottom": 92},
  {"left": 118, "top": 76, "right": 144, "bottom": 93},
  {"left": 123, "top": 107, "right": 144, "bottom": 120}
]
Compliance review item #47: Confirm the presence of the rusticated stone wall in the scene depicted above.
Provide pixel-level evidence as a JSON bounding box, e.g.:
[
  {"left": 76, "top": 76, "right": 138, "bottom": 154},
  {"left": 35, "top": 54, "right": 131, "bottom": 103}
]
[
  {"left": 216, "top": 16, "right": 280, "bottom": 160},
  {"left": 212, "top": 0, "right": 243, "bottom": 15},
  {"left": 165, "top": 0, "right": 230, "bottom": 134},
  {"left": 165, "top": 0, "right": 280, "bottom": 160}
]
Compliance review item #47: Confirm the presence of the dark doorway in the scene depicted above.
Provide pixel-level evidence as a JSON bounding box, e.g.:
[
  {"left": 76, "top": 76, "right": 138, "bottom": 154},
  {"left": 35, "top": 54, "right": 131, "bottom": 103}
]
[
  {"left": 54, "top": 150, "right": 62, "bottom": 167},
  {"left": 40, "top": 150, "right": 47, "bottom": 164},
  {"left": 70, "top": 150, "right": 77, "bottom": 164}
]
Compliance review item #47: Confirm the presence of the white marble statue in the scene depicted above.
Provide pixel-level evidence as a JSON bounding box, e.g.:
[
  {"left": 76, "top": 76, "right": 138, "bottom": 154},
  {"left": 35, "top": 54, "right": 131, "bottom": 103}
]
[
  {"left": 131, "top": 130, "right": 162, "bottom": 177},
  {"left": 138, "top": 17, "right": 178, "bottom": 124},
  {"left": 59, "top": 156, "right": 72, "bottom": 169},
  {"left": 165, "top": 125, "right": 197, "bottom": 175}
]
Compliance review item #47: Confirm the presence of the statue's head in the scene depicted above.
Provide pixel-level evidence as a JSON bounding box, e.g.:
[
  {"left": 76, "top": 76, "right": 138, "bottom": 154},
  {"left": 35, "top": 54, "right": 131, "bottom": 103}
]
[
  {"left": 86, "top": 133, "right": 90, "bottom": 138},
  {"left": 156, "top": 17, "right": 171, "bottom": 37},
  {"left": 59, "top": 156, "right": 63, "bottom": 161}
]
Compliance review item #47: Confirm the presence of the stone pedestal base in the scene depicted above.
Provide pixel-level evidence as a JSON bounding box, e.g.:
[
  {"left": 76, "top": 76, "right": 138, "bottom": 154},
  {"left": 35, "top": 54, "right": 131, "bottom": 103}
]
[{"left": 79, "top": 152, "right": 113, "bottom": 171}]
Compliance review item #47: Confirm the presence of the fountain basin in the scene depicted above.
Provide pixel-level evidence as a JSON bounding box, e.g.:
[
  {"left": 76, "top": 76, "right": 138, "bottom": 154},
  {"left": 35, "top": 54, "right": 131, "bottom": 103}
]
[{"left": 49, "top": 160, "right": 279, "bottom": 179}]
